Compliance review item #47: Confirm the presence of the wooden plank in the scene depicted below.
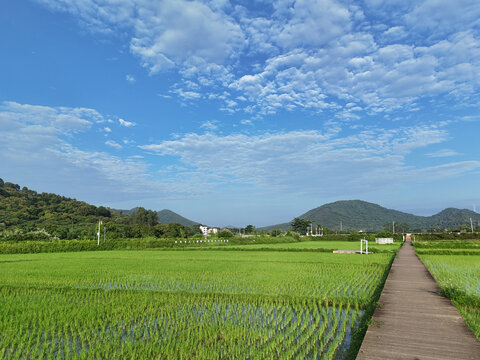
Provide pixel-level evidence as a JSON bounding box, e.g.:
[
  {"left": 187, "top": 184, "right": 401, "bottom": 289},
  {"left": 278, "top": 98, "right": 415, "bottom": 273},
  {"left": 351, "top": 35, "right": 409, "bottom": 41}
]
[{"left": 357, "top": 241, "right": 480, "bottom": 360}]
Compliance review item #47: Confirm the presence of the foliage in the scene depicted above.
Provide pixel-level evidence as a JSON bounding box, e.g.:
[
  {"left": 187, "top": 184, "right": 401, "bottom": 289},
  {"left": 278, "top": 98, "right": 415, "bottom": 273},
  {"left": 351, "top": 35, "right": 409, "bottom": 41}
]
[
  {"left": 413, "top": 232, "right": 480, "bottom": 241},
  {"left": 244, "top": 224, "right": 256, "bottom": 234},
  {"left": 217, "top": 229, "right": 233, "bottom": 238},
  {"left": 270, "top": 228, "right": 284, "bottom": 237},
  {"left": 290, "top": 217, "right": 311, "bottom": 234},
  {"left": 0, "top": 179, "right": 205, "bottom": 241}
]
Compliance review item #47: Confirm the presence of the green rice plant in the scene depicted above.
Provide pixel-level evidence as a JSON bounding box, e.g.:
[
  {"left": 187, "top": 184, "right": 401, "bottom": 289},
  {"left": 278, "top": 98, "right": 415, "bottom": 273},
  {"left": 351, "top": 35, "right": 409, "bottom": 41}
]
[
  {"left": 419, "top": 254, "right": 480, "bottom": 340},
  {"left": 0, "top": 248, "right": 394, "bottom": 359}
]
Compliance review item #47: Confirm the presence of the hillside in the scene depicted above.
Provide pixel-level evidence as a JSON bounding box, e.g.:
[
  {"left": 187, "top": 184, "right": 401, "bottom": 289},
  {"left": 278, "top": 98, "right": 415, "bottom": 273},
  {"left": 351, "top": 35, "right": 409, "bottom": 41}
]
[
  {"left": 0, "top": 178, "right": 126, "bottom": 239},
  {"left": 156, "top": 209, "right": 198, "bottom": 226},
  {"left": 120, "top": 208, "right": 198, "bottom": 226},
  {"left": 0, "top": 178, "right": 201, "bottom": 239},
  {"left": 261, "top": 200, "right": 480, "bottom": 232}
]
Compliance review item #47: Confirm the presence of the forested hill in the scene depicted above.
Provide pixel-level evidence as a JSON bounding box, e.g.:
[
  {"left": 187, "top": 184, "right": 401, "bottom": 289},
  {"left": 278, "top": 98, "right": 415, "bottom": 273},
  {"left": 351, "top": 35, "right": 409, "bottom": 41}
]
[
  {"left": 0, "top": 179, "right": 117, "bottom": 232},
  {"left": 0, "top": 178, "right": 201, "bottom": 240},
  {"left": 262, "top": 200, "right": 480, "bottom": 232},
  {"left": 119, "top": 208, "right": 198, "bottom": 226},
  {"left": 156, "top": 209, "right": 198, "bottom": 226}
]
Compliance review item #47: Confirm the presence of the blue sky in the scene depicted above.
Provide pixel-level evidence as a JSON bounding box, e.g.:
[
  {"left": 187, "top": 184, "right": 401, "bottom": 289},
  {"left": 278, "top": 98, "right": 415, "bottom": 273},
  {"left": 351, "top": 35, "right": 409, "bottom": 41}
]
[{"left": 1, "top": 0, "right": 479, "bottom": 227}]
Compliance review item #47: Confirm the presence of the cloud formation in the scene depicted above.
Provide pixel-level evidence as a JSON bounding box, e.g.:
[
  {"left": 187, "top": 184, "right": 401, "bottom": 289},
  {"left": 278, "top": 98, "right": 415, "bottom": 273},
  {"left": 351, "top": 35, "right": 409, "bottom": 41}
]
[
  {"left": 0, "top": 101, "right": 191, "bottom": 202},
  {"left": 35, "top": 0, "right": 480, "bottom": 116},
  {"left": 118, "top": 118, "right": 136, "bottom": 127},
  {"left": 139, "top": 123, "right": 480, "bottom": 196}
]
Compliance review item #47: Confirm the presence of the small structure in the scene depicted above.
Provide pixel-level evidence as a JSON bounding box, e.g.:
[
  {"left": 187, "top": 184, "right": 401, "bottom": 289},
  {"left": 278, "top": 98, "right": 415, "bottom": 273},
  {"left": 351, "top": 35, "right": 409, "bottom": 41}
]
[
  {"left": 333, "top": 239, "right": 370, "bottom": 254},
  {"left": 376, "top": 237, "right": 394, "bottom": 244},
  {"left": 403, "top": 233, "right": 412, "bottom": 242},
  {"left": 306, "top": 224, "right": 324, "bottom": 237},
  {"left": 199, "top": 226, "right": 218, "bottom": 238},
  {"left": 360, "top": 239, "right": 369, "bottom": 254}
]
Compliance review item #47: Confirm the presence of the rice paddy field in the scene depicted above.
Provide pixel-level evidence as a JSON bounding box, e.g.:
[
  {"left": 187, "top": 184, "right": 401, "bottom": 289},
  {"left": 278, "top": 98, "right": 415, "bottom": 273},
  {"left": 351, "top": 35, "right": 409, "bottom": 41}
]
[
  {"left": 0, "top": 245, "right": 397, "bottom": 359},
  {"left": 416, "top": 240, "right": 480, "bottom": 341},
  {"left": 207, "top": 240, "right": 402, "bottom": 252}
]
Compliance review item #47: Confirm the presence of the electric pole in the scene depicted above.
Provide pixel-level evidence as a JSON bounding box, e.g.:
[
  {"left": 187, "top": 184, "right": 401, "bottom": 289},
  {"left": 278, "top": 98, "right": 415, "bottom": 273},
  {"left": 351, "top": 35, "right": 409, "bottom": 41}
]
[{"left": 97, "top": 220, "right": 102, "bottom": 246}]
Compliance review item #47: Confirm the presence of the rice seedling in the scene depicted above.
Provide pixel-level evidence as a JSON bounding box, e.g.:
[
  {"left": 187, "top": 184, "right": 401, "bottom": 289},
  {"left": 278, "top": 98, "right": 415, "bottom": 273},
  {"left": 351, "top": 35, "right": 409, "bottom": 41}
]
[
  {"left": 419, "top": 251, "right": 480, "bottom": 341},
  {"left": 0, "top": 246, "right": 394, "bottom": 358}
]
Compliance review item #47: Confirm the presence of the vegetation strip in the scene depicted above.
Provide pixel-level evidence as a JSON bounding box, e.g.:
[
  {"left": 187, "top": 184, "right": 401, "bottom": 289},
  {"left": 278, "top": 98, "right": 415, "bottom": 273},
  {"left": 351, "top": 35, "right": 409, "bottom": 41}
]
[{"left": 415, "top": 240, "right": 480, "bottom": 340}]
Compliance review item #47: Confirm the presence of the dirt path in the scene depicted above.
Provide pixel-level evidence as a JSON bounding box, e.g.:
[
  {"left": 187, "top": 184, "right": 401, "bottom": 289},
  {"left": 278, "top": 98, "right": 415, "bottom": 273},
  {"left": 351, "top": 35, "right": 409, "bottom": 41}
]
[{"left": 356, "top": 241, "right": 480, "bottom": 360}]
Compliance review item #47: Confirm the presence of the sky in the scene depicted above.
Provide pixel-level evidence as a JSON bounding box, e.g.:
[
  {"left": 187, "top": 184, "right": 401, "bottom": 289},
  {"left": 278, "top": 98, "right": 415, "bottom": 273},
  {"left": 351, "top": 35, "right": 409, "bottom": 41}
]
[{"left": 1, "top": 0, "right": 480, "bottom": 227}]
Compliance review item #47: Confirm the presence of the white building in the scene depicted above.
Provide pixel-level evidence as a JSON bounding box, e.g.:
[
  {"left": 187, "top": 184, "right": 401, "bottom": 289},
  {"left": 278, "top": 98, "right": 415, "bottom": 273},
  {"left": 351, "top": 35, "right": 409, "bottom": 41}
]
[{"left": 200, "top": 226, "right": 218, "bottom": 237}]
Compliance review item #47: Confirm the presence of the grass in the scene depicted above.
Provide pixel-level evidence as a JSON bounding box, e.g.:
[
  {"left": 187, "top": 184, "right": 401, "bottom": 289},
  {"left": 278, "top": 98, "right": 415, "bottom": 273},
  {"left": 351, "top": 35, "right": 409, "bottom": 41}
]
[
  {"left": 0, "top": 247, "right": 396, "bottom": 359},
  {"left": 417, "top": 240, "right": 480, "bottom": 341}
]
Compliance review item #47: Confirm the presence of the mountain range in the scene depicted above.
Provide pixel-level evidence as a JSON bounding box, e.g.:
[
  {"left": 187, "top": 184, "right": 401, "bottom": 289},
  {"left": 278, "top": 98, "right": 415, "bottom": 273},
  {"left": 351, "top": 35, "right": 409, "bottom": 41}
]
[
  {"left": 261, "top": 200, "right": 480, "bottom": 232},
  {"left": 1, "top": 178, "right": 478, "bottom": 232}
]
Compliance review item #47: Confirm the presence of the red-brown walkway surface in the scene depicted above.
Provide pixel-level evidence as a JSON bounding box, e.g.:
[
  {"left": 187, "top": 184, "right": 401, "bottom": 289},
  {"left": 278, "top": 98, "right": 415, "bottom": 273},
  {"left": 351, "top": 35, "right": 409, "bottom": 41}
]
[{"left": 357, "top": 241, "right": 480, "bottom": 360}]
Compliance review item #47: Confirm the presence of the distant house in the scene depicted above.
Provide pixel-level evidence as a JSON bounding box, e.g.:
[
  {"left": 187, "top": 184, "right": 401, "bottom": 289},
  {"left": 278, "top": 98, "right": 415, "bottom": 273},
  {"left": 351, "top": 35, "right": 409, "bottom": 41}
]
[{"left": 199, "top": 226, "right": 218, "bottom": 237}]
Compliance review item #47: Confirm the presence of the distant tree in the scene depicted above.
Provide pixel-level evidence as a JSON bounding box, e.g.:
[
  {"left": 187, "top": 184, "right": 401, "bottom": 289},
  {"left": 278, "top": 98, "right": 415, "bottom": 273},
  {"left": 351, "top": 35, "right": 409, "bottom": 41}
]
[
  {"left": 78, "top": 204, "right": 96, "bottom": 216},
  {"left": 218, "top": 229, "right": 233, "bottom": 238},
  {"left": 134, "top": 207, "right": 158, "bottom": 226},
  {"left": 163, "top": 223, "right": 186, "bottom": 238},
  {"left": 375, "top": 231, "right": 393, "bottom": 238},
  {"left": 96, "top": 206, "right": 111, "bottom": 218},
  {"left": 290, "top": 218, "right": 311, "bottom": 234},
  {"left": 185, "top": 225, "right": 202, "bottom": 237},
  {"left": 245, "top": 224, "right": 256, "bottom": 234},
  {"left": 270, "top": 229, "right": 283, "bottom": 237}
]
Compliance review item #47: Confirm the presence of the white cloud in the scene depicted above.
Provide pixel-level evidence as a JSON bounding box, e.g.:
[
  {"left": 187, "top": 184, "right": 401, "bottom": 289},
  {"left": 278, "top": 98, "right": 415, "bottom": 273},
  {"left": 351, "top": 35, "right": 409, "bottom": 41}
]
[
  {"left": 381, "top": 26, "right": 408, "bottom": 43},
  {"left": 426, "top": 149, "right": 462, "bottom": 158},
  {"left": 35, "top": 0, "right": 480, "bottom": 116},
  {"left": 275, "top": 0, "right": 351, "bottom": 49},
  {"left": 129, "top": 0, "right": 245, "bottom": 73},
  {"left": 118, "top": 118, "right": 136, "bottom": 127},
  {"left": 105, "top": 140, "right": 122, "bottom": 149},
  {"left": 405, "top": 0, "right": 480, "bottom": 38},
  {"left": 138, "top": 123, "right": 472, "bottom": 196},
  {"left": 172, "top": 88, "right": 202, "bottom": 101},
  {"left": 199, "top": 120, "right": 218, "bottom": 131},
  {"left": 126, "top": 74, "right": 136, "bottom": 83},
  {"left": 0, "top": 101, "right": 195, "bottom": 202},
  {"left": 104, "top": 126, "right": 112, "bottom": 133},
  {"left": 0, "top": 101, "right": 96, "bottom": 131}
]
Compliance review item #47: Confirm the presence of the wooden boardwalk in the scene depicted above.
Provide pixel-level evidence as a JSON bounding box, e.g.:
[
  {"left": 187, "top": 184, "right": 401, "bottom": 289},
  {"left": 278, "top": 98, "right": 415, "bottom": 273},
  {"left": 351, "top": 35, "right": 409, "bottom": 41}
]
[{"left": 357, "top": 241, "right": 480, "bottom": 360}]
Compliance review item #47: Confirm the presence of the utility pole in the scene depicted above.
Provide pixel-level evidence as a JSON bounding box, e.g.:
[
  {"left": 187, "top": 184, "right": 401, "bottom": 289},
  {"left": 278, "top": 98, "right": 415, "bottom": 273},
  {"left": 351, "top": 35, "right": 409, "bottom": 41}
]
[
  {"left": 393, "top": 221, "right": 395, "bottom": 234},
  {"left": 97, "top": 220, "right": 102, "bottom": 246},
  {"left": 340, "top": 221, "right": 342, "bottom": 232},
  {"left": 471, "top": 218, "right": 474, "bottom": 233}
]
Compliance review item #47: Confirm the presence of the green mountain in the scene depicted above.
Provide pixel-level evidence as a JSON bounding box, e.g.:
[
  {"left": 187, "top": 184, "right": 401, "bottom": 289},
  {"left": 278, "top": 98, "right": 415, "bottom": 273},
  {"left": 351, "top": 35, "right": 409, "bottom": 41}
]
[
  {"left": 120, "top": 208, "right": 198, "bottom": 226},
  {"left": 0, "top": 178, "right": 200, "bottom": 240},
  {"left": 156, "top": 209, "right": 198, "bottom": 226},
  {"left": 0, "top": 178, "right": 126, "bottom": 239},
  {"left": 261, "top": 200, "right": 480, "bottom": 232}
]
